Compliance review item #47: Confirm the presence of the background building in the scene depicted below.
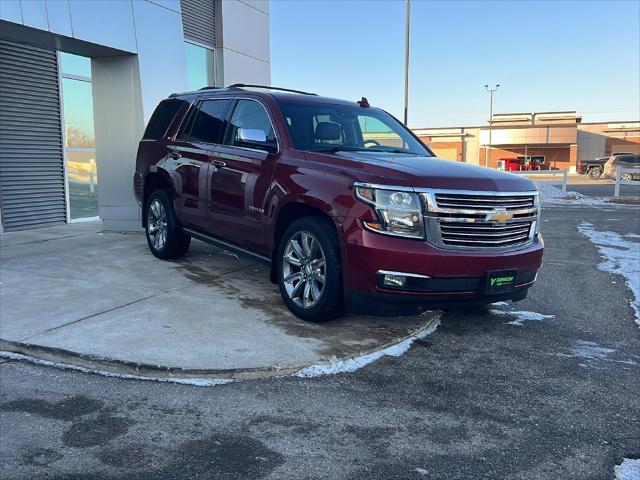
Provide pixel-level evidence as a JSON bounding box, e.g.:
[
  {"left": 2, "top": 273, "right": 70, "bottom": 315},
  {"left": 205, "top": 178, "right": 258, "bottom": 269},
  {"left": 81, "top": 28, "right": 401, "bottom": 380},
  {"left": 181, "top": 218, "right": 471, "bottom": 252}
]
[
  {"left": 414, "top": 113, "right": 640, "bottom": 170},
  {"left": 0, "top": 0, "right": 270, "bottom": 232}
]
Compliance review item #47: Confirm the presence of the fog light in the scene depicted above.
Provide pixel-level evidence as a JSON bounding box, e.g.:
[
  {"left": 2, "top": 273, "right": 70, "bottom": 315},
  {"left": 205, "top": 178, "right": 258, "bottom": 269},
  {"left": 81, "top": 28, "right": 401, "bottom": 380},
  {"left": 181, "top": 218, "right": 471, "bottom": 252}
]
[{"left": 383, "top": 274, "right": 407, "bottom": 288}]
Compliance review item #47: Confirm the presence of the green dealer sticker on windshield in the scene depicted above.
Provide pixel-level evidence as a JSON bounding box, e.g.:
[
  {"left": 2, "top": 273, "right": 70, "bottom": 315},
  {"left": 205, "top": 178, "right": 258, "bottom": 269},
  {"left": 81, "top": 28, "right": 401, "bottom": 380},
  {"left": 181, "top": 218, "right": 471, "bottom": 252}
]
[{"left": 486, "top": 270, "right": 517, "bottom": 294}]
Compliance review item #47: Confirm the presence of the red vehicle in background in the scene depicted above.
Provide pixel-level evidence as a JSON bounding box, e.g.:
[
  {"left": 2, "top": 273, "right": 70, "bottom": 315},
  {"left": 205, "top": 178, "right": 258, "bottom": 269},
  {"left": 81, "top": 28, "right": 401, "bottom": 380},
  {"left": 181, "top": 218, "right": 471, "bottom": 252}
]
[{"left": 497, "top": 157, "right": 542, "bottom": 172}]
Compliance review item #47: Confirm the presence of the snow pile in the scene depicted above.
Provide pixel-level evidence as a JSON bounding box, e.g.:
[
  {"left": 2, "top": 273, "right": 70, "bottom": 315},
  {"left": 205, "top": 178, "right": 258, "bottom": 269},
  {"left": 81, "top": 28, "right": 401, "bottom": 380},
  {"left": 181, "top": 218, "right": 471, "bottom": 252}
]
[
  {"left": 579, "top": 222, "right": 640, "bottom": 327},
  {"left": 615, "top": 458, "right": 640, "bottom": 480},
  {"left": 536, "top": 182, "right": 611, "bottom": 206},
  {"left": 294, "top": 316, "right": 441, "bottom": 378}
]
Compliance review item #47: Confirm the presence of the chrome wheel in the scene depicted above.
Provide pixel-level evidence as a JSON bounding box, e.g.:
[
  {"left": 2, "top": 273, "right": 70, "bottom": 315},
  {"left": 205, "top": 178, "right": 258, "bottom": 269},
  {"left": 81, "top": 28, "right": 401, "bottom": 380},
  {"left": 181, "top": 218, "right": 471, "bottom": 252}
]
[
  {"left": 282, "top": 231, "right": 326, "bottom": 309},
  {"left": 147, "top": 199, "right": 167, "bottom": 250}
]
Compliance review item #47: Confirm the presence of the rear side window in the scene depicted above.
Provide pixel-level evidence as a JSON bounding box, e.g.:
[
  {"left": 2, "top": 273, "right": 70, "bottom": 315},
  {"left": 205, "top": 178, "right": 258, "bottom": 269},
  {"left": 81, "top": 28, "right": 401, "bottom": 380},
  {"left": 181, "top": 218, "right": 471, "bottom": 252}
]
[
  {"left": 180, "top": 99, "right": 231, "bottom": 144},
  {"left": 142, "top": 99, "right": 186, "bottom": 140}
]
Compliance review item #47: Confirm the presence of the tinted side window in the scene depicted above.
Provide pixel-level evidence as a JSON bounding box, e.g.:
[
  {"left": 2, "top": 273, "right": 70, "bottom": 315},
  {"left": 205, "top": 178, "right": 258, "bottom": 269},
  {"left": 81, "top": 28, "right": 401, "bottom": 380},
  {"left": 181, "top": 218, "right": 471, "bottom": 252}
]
[
  {"left": 225, "top": 100, "right": 277, "bottom": 153},
  {"left": 181, "top": 99, "right": 231, "bottom": 144},
  {"left": 143, "top": 99, "right": 186, "bottom": 140}
]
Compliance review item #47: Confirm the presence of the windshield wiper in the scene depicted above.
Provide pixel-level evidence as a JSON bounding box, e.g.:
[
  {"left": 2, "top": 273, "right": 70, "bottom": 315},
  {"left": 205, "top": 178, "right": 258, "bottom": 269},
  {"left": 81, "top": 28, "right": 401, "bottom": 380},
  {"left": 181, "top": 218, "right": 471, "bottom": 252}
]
[{"left": 365, "top": 147, "right": 418, "bottom": 155}]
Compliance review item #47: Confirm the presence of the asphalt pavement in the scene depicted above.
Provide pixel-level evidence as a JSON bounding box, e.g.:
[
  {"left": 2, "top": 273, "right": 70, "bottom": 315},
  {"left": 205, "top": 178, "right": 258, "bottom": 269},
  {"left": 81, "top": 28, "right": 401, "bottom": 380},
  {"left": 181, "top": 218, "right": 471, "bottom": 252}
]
[{"left": 1, "top": 205, "right": 639, "bottom": 480}]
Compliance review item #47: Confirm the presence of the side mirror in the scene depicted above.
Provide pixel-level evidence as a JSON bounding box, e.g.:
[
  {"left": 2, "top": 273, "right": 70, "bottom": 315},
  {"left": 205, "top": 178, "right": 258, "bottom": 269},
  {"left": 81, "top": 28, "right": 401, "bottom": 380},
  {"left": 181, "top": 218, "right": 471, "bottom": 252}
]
[{"left": 237, "top": 128, "right": 267, "bottom": 144}]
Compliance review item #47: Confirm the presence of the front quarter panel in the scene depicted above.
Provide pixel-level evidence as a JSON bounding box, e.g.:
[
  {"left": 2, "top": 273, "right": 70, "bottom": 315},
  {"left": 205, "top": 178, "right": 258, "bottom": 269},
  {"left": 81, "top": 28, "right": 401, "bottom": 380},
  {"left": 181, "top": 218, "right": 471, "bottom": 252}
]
[{"left": 266, "top": 150, "right": 356, "bottom": 249}]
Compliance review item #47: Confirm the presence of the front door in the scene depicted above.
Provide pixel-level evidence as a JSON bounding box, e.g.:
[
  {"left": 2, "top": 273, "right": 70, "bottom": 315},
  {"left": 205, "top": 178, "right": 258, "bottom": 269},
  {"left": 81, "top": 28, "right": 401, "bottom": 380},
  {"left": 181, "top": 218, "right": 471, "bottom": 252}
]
[
  {"left": 168, "top": 98, "right": 231, "bottom": 228},
  {"left": 207, "top": 99, "right": 279, "bottom": 254}
]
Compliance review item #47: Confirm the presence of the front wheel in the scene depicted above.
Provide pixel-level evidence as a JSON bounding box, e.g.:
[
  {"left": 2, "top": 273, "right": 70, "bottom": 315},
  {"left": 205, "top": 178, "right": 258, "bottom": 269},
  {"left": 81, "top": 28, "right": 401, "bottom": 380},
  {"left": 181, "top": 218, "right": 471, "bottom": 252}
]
[
  {"left": 145, "top": 190, "right": 191, "bottom": 259},
  {"left": 277, "top": 217, "right": 344, "bottom": 322},
  {"left": 588, "top": 167, "right": 602, "bottom": 179}
]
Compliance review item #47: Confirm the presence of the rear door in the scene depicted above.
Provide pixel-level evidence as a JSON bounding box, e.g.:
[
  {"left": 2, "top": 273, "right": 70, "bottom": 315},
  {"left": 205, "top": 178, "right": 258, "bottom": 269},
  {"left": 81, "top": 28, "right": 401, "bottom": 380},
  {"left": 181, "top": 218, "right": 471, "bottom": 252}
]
[
  {"left": 207, "top": 98, "right": 280, "bottom": 254},
  {"left": 168, "top": 98, "right": 232, "bottom": 228}
]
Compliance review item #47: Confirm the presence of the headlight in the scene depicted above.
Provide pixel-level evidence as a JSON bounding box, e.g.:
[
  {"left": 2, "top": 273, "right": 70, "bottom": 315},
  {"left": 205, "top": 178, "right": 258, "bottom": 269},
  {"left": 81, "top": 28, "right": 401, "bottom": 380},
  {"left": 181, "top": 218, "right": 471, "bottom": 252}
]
[{"left": 354, "top": 183, "right": 424, "bottom": 239}]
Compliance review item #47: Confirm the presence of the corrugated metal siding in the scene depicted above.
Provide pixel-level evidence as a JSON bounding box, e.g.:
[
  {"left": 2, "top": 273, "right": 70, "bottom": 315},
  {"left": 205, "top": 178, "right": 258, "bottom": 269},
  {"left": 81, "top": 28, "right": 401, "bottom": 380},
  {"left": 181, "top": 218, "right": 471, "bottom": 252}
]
[
  {"left": 180, "top": 0, "right": 216, "bottom": 48},
  {"left": 0, "top": 40, "right": 66, "bottom": 231}
]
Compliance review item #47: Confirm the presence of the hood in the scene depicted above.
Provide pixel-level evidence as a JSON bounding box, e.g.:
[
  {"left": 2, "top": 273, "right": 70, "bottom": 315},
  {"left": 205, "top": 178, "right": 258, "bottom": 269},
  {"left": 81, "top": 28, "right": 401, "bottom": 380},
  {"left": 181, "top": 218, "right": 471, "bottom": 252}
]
[{"left": 331, "top": 152, "right": 537, "bottom": 192}]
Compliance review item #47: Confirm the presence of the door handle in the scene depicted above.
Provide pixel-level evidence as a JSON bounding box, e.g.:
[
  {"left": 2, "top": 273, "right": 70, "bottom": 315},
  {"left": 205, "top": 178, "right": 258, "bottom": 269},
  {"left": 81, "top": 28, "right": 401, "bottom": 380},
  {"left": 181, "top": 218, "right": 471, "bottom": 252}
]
[
  {"left": 211, "top": 159, "right": 226, "bottom": 168},
  {"left": 169, "top": 150, "right": 181, "bottom": 160}
]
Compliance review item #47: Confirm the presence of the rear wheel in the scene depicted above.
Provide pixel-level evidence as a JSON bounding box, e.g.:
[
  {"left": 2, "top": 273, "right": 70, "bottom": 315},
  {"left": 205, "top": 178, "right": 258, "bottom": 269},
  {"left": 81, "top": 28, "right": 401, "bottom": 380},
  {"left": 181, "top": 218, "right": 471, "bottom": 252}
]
[
  {"left": 588, "top": 167, "right": 602, "bottom": 179},
  {"left": 277, "top": 217, "right": 344, "bottom": 322},
  {"left": 145, "top": 190, "right": 191, "bottom": 259}
]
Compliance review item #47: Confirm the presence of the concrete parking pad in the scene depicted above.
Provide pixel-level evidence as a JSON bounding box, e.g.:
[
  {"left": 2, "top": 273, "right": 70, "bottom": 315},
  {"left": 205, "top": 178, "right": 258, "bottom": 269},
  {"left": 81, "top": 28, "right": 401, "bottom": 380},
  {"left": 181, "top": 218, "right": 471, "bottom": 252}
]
[{"left": 0, "top": 223, "right": 437, "bottom": 379}]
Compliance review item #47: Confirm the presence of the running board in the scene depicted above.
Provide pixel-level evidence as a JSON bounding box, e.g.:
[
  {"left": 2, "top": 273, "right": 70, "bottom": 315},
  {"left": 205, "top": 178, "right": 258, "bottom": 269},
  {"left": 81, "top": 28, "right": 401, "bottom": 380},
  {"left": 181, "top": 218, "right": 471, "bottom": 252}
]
[{"left": 182, "top": 227, "right": 271, "bottom": 264}]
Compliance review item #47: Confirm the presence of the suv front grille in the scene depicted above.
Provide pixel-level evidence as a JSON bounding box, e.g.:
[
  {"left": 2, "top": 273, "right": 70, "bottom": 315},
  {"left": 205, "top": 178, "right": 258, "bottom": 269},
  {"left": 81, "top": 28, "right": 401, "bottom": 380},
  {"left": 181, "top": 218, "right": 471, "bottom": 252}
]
[
  {"left": 420, "top": 190, "right": 539, "bottom": 251},
  {"left": 434, "top": 193, "right": 535, "bottom": 211}
]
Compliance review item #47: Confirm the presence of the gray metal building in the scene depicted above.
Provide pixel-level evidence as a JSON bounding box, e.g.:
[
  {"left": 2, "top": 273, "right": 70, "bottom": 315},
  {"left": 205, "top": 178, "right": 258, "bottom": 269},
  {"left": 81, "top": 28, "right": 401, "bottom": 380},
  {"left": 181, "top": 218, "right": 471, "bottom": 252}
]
[{"left": 0, "top": 0, "right": 271, "bottom": 232}]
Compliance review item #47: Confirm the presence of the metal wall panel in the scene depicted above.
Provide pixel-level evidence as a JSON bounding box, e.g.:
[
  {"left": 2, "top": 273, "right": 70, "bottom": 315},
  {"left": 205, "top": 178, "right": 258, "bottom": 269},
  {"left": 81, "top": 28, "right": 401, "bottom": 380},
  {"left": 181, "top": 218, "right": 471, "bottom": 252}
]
[
  {"left": 0, "top": 39, "right": 66, "bottom": 231},
  {"left": 180, "top": 0, "right": 216, "bottom": 48}
]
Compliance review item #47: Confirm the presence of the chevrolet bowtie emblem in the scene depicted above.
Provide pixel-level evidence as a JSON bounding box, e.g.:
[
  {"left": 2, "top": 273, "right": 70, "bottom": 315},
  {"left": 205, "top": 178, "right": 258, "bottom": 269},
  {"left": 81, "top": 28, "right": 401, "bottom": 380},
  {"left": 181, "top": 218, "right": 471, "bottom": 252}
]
[{"left": 485, "top": 208, "right": 513, "bottom": 224}]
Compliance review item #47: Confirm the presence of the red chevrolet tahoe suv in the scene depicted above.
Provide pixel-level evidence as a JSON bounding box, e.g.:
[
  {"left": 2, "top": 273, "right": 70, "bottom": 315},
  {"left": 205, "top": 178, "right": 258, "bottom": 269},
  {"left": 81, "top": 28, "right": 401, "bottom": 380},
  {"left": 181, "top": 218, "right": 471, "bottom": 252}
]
[{"left": 134, "top": 84, "right": 544, "bottom": 322}]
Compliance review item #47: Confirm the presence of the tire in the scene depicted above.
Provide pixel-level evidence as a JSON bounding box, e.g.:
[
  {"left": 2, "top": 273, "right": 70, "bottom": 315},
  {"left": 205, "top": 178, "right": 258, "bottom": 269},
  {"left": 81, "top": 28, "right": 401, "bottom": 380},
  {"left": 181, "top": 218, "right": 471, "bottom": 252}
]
[
  {"left": 621, "top": 173, "right": 633, "bottom": 181},
  {"left": 588, "top": 167, "right": 602, "bottom": 180},
  {"left": 145, "top": 189, "right": 191, "bottom": 259},
  {"left": 276, "top": 217, "right": 344, "bottom": 322}
]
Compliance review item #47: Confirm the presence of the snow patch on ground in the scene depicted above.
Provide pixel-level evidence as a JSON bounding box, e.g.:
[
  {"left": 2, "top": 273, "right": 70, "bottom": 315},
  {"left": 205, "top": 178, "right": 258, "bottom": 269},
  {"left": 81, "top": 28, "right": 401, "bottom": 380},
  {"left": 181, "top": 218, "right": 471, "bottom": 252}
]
[
  {"left": 536, "top": 183, "right": 613, "bottom": 206},
  {"left": 578, "top": 222, "right": 640, "bottom": 327},
  {"left": 615, "top": 458, "right": 640, "bottom": 480},
  {"left": 0, "top": 351, "right": 233, "bottom": 387},
  {"left": 294, "top": 316, "right": 441, "bottom": 378},
  {"left": 554, "top": 340, "right": 639, "bottom": 368},
  {"left": 491, "top": 304, "right": 555, "bottom": 327},
  {"left": 570, "top": 340, "right": 615, "bottom": 359}
]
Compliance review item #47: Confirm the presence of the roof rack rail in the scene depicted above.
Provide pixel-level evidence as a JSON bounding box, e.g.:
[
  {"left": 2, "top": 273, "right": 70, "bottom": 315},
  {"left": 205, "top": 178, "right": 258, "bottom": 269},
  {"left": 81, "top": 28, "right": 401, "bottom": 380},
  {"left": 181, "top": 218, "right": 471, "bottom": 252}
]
[
  {"left": 227, "top": 83, "right": 317, "bottom": 96},
  {"left": 196, "top": 85, "right": 239, "bottom": 91}
]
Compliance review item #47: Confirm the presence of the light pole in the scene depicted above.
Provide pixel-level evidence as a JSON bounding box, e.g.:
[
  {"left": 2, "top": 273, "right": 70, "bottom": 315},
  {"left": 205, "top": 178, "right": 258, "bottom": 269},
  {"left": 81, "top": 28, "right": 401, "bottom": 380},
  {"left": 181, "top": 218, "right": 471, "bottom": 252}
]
[
  {"left": 403, "top": 0, "right": 410, "bottom": 125},
  {"left": 484, "top": 84, "right": 500, "bottom": 166}
]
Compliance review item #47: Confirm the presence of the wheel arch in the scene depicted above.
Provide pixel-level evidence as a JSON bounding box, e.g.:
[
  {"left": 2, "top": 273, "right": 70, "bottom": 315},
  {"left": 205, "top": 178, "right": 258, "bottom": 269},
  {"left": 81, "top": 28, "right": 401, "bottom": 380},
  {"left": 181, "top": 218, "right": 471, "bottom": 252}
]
[
  {"left": 142, "top": 170, "right": 173, "bottom": 227},
  {"left": 269, "top": 202, "right": 340, "bottom": 283}
]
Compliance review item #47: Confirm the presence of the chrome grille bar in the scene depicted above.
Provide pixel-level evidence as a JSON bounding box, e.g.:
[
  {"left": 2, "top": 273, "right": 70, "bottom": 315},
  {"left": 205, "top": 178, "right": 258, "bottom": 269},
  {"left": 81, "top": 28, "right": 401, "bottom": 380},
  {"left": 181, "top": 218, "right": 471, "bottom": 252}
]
[{"left": 419, "top": 189, "right": 539, "bottom": 252}]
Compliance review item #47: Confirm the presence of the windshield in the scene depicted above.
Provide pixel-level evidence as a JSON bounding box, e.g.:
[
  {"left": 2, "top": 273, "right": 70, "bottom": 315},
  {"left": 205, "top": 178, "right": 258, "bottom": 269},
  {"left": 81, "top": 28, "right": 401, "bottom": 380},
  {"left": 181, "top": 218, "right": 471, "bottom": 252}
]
[{"left": 276, "top": 100, "right": 432, "bottom": 156}]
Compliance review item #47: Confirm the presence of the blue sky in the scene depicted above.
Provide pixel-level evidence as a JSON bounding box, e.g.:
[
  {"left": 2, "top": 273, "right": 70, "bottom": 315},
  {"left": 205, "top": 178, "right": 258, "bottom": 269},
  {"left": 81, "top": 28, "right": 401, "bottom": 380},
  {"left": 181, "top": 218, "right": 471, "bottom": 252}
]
[{"left": 270, "top": 0, "right": 640, "bottom": 128}]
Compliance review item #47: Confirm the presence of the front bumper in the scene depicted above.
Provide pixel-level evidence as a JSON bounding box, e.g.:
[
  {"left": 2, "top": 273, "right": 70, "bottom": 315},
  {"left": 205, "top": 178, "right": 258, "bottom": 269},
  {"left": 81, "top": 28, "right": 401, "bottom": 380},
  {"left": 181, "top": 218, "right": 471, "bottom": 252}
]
[{"left": 341, "top": 217, "right": 544, "bottom": 315}]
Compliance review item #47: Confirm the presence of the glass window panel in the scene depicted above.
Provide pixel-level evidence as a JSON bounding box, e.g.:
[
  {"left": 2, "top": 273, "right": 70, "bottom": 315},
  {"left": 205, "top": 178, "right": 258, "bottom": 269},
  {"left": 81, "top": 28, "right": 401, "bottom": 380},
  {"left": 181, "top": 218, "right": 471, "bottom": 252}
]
[
  {"left": 60, "top": 52, "right": 91, "bottom": 78},
  {"left": 358, "top": 114, "right": 404, "bottom": 148},
  {"left": 185, "top": 42, "right": 214, "bottom": 91},
  {"left": 276, "top": 100, "right": 429, "bottom": 155},
  {"left": 66, "top": 151, "right": 99, "bottom": 219},
  {"left": 62, "top": 78, "right": 95, "bottom": 148},
  {"left": 225, "top": 100, "right": 277, "bottom": 153},
  {"left": 183, "top": 99, "right": 231, "bottom": 144}
]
